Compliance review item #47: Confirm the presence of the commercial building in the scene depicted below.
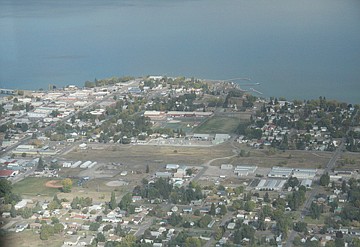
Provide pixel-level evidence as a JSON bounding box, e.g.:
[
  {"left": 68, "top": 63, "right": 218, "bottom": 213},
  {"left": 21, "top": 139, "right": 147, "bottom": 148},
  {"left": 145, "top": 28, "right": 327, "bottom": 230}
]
[
  {"left": 292, "top": 168, "right": 317, "bottom": 179},
  {"left": 268, "top": 167, "right": 293, "bottom": 178},
  {"left": 234, "top": 165, "right": 258, "bottom": 176},
  {"left": 255, "top": 179, "right": 286, "bottom": 191},
  {"left": 221, "top": 164, "right": 233, "bottom": 170},
  {"left": 212, "top": 134, "right": 231, "bottom": 145}
]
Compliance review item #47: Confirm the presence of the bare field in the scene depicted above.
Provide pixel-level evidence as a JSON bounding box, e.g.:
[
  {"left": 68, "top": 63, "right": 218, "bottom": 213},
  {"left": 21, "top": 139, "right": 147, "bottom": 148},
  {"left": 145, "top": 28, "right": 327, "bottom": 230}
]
[
  {"left": 62, "top": 141, "right": 344, "bottom": 172},
  {"left": 64, "top": 143, "right": 235, "bottom": 169},
  {"left": 336, "top": 152, "right": 360, "bottom": 170},
  {"left": 2, "top": 230, "right": 63, "bottom": 247}
]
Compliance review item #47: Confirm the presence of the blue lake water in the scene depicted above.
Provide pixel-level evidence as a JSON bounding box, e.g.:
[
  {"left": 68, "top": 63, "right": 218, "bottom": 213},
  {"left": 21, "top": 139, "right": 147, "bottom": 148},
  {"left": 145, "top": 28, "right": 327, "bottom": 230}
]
[{"left": 1, "top": 0, "right": 360, "bottom": 103}]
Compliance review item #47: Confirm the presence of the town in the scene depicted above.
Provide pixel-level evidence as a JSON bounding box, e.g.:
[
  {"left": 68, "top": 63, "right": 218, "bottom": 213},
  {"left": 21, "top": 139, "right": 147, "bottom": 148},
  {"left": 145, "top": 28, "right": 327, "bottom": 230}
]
[{"left": 1, "top": 76, "right": 360, "bottom": 247}]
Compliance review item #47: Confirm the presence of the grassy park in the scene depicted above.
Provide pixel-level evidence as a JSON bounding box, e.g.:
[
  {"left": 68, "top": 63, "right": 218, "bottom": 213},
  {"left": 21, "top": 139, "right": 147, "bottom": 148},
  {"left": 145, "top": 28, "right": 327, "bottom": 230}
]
[{"left": 12, "top": 177, "right": 61, "bottom": 197}]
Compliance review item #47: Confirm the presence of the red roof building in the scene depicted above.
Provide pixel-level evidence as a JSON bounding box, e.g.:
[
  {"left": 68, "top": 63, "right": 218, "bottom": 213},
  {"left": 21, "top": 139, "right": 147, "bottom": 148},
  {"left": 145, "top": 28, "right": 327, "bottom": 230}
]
[{"left": 0, "top": 170, "right": 17, "bottom": 178}]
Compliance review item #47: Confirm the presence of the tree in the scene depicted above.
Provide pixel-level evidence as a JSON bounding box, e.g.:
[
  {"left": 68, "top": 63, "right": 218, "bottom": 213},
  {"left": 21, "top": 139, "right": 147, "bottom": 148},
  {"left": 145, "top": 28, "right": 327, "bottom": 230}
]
[
  {"left": 244, "top": 201, "right": 255, "bottom": 212},
  {"left": 103, "top": 224, "right": 113, "bottom": 232},
  {"left": 119, "top": 192, "right": 132, "bottom": 211},
  {"left": 334, "top": 238, "right": 344, "bottom": 247},
  {"left": 110, "top": 191, "right": 117, "bottom": 210},
  {"left": 310, "top": 202, "right": 321, "bottom": 219},
  {"left": 51, "top": 217, "right": 60, "bottom": 224},
  {"left": 214, "top": 227, "right": 224, "bottom": 241},
  {"left": 264, "top": 192, "right": 270, "bottom": 203},
  {"left": 10, "top": 204, "right": 17, "bottom": 218},
  {"left": 193, "top": 209, "right": 200, "bottom": 216},
  {"left": 0, "top": 179, "right": 12, "bottom": 198},
  {"left": 320, "top": 173, "right": 330, "bottom": 186},
  {"left": 287, "top": 177, "right": 300, "bottom": 188},
  {"left": 185, "top": 237, "right": 201, "bottom": 247},
  {"left": 40, "top": 227, "right": 50, "bottom": 240},
  {"left": 97, "top": 232, "right": 106, "bottom": 242},
  {"left": 53, "top": 223, "right": 64, "bottom": 233},
  {"left": 89, "top": 222, "right": 100, "bottom": 231},
  {"left": 61, "top": 178, "right": 72, "bottom": 193},
  {"left": 341, "top": 180, "right": 348, "bottom": 193},
  {"left": 294, "top": 222, "right": 308, "bottom": 233},
  {"left": 37, "top": 157, "right": 45, "bottom": 171},
  {"left": 209, "top": 203, "right": 216, "bottom": 216},
  {"left": 40, "top": 224, "right": 54, "bottom": 240},
  {"left": 219, "top": 204, "right": 227, "bottom": 215},
  {"left": 198, "top": 215, "right": 212, "bottom": 228},
  {"left": 186, "top": 168, "right": 193, "bottom": 176},
  {"left": 122, "top": 234, "right": 136, "bottom": 247},
  {"left": 169, "top": 213, "right": 183, "bottom": 226}
]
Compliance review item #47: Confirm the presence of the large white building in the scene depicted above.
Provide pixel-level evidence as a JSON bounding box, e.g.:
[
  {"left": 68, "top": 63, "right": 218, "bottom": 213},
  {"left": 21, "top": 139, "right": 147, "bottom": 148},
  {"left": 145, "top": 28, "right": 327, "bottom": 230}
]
[
  {"left": 256, "top": 179, "right": 286, "bottom": 191},
  {"left": 234, "top": 165, "right": 258, "bottom": 176},
  {"left": 268, "top": 167, "right": 293, "bottom": 178},
  {"left": 292, "top": 168, "right": 317, "bottom": 179}
]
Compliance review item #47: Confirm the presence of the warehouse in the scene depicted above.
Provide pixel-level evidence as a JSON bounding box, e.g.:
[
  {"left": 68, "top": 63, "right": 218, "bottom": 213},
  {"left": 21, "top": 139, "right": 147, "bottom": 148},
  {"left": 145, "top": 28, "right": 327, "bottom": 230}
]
[
  {"left": 221, "top": 164, "right": 233, "bottom": 170},
  {"left": 268, "top": 167, "right": 293, "bottom": 178},
  {"left": 292, "top": 168, "right": 317, "bottom": 179},
  {"left": 234, "top": 165, "right": 258, "bottom": 176},
  {"left": 255, "top": 179, "right": 286, "bottom": 191}
]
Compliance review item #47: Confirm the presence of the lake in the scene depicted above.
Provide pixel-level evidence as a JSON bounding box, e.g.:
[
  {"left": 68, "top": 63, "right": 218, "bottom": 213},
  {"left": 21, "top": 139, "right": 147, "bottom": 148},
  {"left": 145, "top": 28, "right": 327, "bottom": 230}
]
[{"left": 1, "top": 0, "right": 360, "bottom": 103}]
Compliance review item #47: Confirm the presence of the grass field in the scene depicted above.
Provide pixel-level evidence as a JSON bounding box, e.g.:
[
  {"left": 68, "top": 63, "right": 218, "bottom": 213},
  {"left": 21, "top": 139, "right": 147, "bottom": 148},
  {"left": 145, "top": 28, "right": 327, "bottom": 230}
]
[
  {"left": 152, "top": 117, "right": 208, "bottom": 134},
  {"left": 12, "top": 177, "right": 61, "bottom": 197},
  {"left": 194, "top": 116, "right": 240, "bottom": 134}
]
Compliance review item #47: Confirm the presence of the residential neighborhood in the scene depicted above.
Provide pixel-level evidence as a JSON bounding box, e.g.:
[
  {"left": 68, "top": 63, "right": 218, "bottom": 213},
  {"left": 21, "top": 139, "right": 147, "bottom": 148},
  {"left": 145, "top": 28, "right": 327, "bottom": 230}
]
[{"left": 1, "top": 76, "right": 360, "bottom": 247}]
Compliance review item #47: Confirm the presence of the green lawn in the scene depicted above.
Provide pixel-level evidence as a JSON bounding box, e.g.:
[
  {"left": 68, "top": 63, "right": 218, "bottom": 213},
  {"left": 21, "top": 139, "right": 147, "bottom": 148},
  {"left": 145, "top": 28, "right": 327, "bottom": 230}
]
[
  {"left": 12, "top": 177, "right": 61, "bottom": 197},
  {"left": 303, "top": 214, "right": 326, "bottom": 225},
  {"left": 194, "top": 116, "right": 240, "bottom": 134}
]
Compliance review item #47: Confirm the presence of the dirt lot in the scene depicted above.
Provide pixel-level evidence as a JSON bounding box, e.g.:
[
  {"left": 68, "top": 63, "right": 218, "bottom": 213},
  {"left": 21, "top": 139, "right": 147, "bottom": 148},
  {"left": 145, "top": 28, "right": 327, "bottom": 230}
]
[{"left": 45, "top": 180, "right": 63, "bottom": 188}]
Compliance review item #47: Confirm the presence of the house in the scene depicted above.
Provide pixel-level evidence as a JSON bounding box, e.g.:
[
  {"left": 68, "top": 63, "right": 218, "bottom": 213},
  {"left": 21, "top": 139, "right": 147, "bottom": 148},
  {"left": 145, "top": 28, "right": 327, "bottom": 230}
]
[
  {"left": 155, "top": 172, "right": 172, "bottom": 178},
  {"left": 29, "top": 222, "right": 42, "bottom": 229},
  {"left": 133, "top": 216, "right": 143, "bottom": 225},
  {"left": 221, "top": 164, "right": 233, "bottom": 170},
  {"left": 78, "top": 235, "right": 95, "bottom": 246},
  {"left": 208, "top": 220, "right": 216, "bottom": 228},
  {"left": 63, "top": 235, "right": 81, "bottom": 246},
  {"left": 182, "top": 207, "right": 192, "bottom": 213},
  {"left": 0, "top": 169, "right": 18, "bottom": 178},
  {"left": 227, "top": 222, "right": 236, "bottom": 230},
  {"left": 150, "top": 231, "right": 161, "bottom": 238},
  {"left": 15, "top": 199, "right": 33, "bottom": 210},
  {"left": 15, "top": 223, "right": 28, "bottom": 232},
  {"left": 132, "top": 196, "right": 142, "bottom": 202},
  {"left": 79, "top": 143, "right": 87, "bottom": 149},
  {"left": 166, "top": 164, "right": 179, "bottom": 170},
  {"left": 1, "top": 212, "right": 11, "bottom": 218}
]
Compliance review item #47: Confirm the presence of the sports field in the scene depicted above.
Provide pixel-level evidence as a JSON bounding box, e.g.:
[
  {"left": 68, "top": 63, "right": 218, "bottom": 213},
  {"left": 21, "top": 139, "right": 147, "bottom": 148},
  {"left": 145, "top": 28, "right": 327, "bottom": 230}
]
[
  {"left": 194, "top": 116, "right": 240, "bottom": 134},
  {"left": 12, "top": 177, "right": 61, "bottom": 197}
]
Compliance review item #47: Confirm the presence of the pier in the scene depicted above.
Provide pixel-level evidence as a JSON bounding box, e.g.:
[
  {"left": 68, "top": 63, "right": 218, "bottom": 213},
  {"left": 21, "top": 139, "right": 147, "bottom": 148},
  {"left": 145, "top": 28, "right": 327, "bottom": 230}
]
[
  {"left": 0, "top": 88, "right": 15, "bottom": 95},
  {"left": 249, "top": 88, "right": 263, "bottom": 95}
]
